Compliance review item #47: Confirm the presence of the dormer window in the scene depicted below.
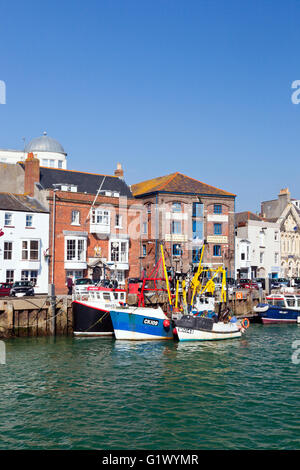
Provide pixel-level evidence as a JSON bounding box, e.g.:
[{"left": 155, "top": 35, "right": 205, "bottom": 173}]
[{"left": 60, "top": 184, "right": 77, "bottom": 192}]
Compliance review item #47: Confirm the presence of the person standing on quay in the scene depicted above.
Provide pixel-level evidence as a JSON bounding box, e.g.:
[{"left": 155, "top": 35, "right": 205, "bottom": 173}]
[{"left": 67, "top": 276, "right": 73, "bottom": 295}]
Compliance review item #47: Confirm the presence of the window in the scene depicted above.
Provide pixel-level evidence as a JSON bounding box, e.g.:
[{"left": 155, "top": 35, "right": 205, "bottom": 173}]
[
  {"left": 259, "top": 231, "right": 265, "bottom": 246},
  {"left": 4, "top": 242, "right": 12, "bottom": 260},
  {"left": 214, "top": 204, "right": 222, "bottom": 214},
  {"left": 115, "top": 270, "right": 125, "bottom": 284},
  {"left": 192, "top": 202, "right": 203, "bottom": 217},
  {"left": 192, "top": 248, "right": 200, "bottom": 263},
  {"left": 172, "top": 202, "right": 182, "bottom": 212},
  {"left": 71, "top": 210, "right": 80, "bottom": 225},
  {"left": 241, "top": 253, "right": 245, "bottom": 260},
  {"left": 260, "top": 252, "right": 264, "bottom": 264},
  {"left": 58, "top": 160, "right": 63, "bottom": 169},
  {"left": 171, "top": 221, "right": 181, "bottom": 234},
  {"left": 21, "top": 270, "right": 38, "bottom": 285},
  {"left": 192, "top": 220, "right": 203, "bottom": 240},
  {"left": 42, "top": 159, "right": 48, "bottom": 166},
  {"left": 110, "top": 241, "right": 128, "bottom": 263},
  {"left": 142, "top": 244, "right": 147, "bottom": 257},
  {"left": 26, "top": 214, "right": 33, "bottom": 227},
  {"left": 275, "top": 252, "right": 279, "bottom": 264},
  {"left": 274, "top": 232, "right": 279, "bottom": 241},
  {"left": 22, "top": 240, "right": 39, "bottom": 261},
  {"left": 6, "top": 270, "right": 14, "bottom": 283},
  {"left": 213, "top": 245, "right": 221, "bottom": 257},
  {"left": 142, "top": 222, "right": 148, "bottom": 234},
  {"left": 66, "top": 239, "right": 86, "bottom": 261},
  {"left": 286, "top": 298, "right": 295, "bottom": 307},
  {"left": 115, "top": 214, "right": 122, "bottom": 228},
  {"left": 4, "top": 213, "right": 12, "bottom": 226},
  {"left": 214, "top": 223, "right": 222, "bottom": 235},
  {"left": 49, "top": 160, "right": 55, "bottom": 168},
  {"left": 66, "top": 270, "right": 84, "bottom": 280},
  {"left": 91, "top": 209, "right": 110, "bottom": 225},
  {"left": 172, "top": 244, "right": 182, "bottom": 256}
]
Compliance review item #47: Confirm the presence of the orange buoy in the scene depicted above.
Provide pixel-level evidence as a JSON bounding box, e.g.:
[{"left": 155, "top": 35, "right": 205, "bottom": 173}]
[{"left": 241, "top": 318, "right": 250, "bottom": 329}]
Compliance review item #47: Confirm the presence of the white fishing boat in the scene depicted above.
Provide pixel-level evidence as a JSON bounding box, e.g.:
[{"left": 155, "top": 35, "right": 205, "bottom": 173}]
[{"left": 174, "top": 313, "right": 246, "bottom": 341}]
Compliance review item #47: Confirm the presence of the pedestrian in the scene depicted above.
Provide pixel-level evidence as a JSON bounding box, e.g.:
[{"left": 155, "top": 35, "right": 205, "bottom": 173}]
[{"left": 67, "top": 276, "right": 73, "bottom": 295}]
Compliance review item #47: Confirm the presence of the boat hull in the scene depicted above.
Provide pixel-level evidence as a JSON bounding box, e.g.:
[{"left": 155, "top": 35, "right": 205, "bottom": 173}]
[
  {"left": 109, "top": 308, "right": 173, "bottom": 340},
  {"left": 176, "top": 326, "right": 242, "bottom": 341},
  {"left": 72, "top": 301, "right": 114, "bottom": 337},
  {"left": 174, "top": 314, "right": 242, "bottom": 342},
  {"left": 259, "top": 306, "right": 300, "bottom": 324}
]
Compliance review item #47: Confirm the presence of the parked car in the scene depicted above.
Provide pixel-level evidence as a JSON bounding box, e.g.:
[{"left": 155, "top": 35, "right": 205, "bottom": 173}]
[
  {"left": 237, "top": 279, "right": 259, "bottom": 290},
  {"left": 255, "top": 278, "right": 265, "bottom": 290},
  {"left": 0, "top": 282, "right": 12, "bottom": 297},
  {"left": 10, "top": 281, "right": 34, "bottom": 297},
  {"left": 270, "top": 279, "right": 280, "bottom": 289},
  {"left": 277, "top": 278, "right": 290, "bottom": 288},
  {"left": 292, "top": 277, "right": 300, "bottom": 287}
]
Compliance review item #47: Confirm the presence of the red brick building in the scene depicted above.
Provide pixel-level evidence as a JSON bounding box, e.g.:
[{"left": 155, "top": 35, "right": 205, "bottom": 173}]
[
  {"left": 131, "top": 172, "right": 236, "bottom": 278},
  {"left": 23, "top": 156, "right": 142, "bottom": 294}
]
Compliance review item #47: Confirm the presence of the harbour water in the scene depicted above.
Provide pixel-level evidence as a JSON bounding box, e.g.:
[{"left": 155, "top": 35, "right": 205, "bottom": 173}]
[{"left": 0, "top": 324, "right": 299, "bottom": 450}]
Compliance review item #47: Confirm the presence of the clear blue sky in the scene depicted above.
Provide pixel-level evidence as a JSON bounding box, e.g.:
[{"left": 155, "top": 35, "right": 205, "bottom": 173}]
[{"left": 0, "top": 0, "right": 299, "bottom": 212}]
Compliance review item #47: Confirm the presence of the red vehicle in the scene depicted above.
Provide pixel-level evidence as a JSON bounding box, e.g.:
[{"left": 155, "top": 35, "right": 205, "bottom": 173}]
[
  {"left": 0, "top": 282, "right": 12, "bottom": 297},
  {"left": 238, "top": 279, "right": 259, "bottom": 290}
]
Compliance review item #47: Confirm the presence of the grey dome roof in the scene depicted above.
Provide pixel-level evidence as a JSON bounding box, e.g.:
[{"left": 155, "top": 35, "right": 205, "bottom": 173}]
[{"left": 25, "top": 132, "right": 66, "bottom": 155}]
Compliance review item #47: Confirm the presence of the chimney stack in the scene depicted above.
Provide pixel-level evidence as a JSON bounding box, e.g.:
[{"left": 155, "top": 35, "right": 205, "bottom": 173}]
[
  {"left": 24, "top": 153, "right": 40, "bottom": 197},
  {"left": 114, "top": 162, "right": 124, "bottom": 180}
]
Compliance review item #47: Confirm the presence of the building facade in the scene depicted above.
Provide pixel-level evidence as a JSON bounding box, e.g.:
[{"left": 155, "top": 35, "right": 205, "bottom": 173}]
[
  {"left": 261, "top": 188, "right": 300, "bottom": 278},
  {"left": 131, "top": 172, "right": 236, "bottom": 277},
  {"left": 0, "top": 194, "right": 49, "bottom": 292},
  {"left": 0, "top": 132, "right": 67, "bottom": 169},
  {"left": 235, "top": 211, "right": 281, "bottom": 280}
]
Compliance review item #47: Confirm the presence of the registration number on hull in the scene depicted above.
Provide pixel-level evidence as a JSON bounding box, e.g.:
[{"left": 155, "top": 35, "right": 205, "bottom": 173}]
[
  {"left": 178, "top": 328, "right": 193, "bottom": 334},
  {"left": 143, "top": 318, "right": 159, "bottom": 327}
]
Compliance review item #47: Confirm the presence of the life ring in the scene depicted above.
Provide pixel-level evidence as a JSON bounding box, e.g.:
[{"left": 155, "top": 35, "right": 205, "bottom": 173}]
[{"left": 241, "top": 318, "right": 250, "bottom": 329}]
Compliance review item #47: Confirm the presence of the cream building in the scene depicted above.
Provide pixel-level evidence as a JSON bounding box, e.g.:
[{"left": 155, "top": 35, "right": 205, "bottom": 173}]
[
  {"left": 0, "top": 132, "right": 67, "bottom": 169},
  {"left": 261, "top": 188, "right": 300, "bottom": 278}
]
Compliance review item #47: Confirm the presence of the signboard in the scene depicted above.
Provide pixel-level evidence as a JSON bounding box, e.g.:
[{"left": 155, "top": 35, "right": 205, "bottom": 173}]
[
  {"left": 207, "top": 235, "right": 228, "bottom": 243},
  {"left": 165, "top": 234, "right": 188, "bottom": 242},
  {"left": 236, "top": 291, "right": 243, "bottom": 300}
]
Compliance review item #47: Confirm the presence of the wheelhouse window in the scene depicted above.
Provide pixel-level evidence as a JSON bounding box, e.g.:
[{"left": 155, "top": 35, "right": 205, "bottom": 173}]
[
  {"left": 22, "top": 240, "right": 39, "bottom": 261},
  {"left": 214, "top": 204, "right": 222, "bottom": 214}
]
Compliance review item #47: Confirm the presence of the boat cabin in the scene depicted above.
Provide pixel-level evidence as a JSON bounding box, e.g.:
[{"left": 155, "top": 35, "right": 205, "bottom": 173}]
[
  {"left": 266, "top": 294, "right": 300, "bottom": 309},
  {"left": 73, "top": 286, "right": 126, "bottom": 303}
]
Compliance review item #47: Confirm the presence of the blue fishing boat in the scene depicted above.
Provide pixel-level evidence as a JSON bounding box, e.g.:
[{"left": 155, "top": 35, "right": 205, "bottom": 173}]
[
  {"left": 109, "top": 306, "right": 173, "bottom": 340},
  {"left": 254, "top": 293, "right": 300, "bottom": 324}
]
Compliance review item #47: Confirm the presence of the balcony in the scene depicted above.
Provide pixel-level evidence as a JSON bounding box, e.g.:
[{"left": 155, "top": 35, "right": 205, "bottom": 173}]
[{"left": 90, "top": 222, "right": 110, "bottom": 237}]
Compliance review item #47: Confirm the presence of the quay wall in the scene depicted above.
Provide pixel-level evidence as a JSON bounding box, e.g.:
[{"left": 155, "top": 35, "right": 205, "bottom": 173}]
[
  {"left": 0, "top": 296, "right": 73, "bottom": 339},
  {"left": 0, "top": 290, "right": 263, "bottom": 338}
]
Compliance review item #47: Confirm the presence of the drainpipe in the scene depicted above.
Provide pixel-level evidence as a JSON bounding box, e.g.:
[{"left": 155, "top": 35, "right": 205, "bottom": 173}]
[{"left": 155, "top": 194, "right": 158, "bottom": 264}]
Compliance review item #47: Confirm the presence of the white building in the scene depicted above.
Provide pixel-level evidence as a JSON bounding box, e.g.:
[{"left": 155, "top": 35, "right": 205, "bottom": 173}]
[
  {"left": 0, "top": 132, "right": 67, "bottom": 169},
  {"left": 235, "top": 211, "right": 281, "bottom": 280},
  {"left": 0, "top": 194, "right": 49, "bottom": 293}
]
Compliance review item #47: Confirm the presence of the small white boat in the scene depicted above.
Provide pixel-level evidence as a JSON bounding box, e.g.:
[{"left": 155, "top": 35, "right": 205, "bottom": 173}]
[{"left": 174, "top": 314, "right": 247, "bottom": 341}]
